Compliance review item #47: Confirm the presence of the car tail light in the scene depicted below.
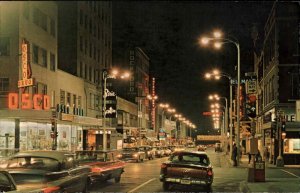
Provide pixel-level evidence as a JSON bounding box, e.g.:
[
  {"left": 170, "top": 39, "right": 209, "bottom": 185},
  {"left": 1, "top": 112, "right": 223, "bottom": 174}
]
[
  {"left": 91, "top": 167, "right": 102, "bottom": 173},
  {"left": 207, "top": 169, "right": 213, "bottom": 176},
  {"left": 42, "top": 186, "right": 60, "bottom": 193},
  {"left": 161, "top": 163, "right": 167, "bottom": 169}
]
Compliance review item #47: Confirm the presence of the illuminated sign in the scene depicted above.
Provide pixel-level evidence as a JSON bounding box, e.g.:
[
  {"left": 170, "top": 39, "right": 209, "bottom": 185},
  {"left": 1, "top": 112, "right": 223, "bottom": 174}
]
[
  {"left": 18, "top": 40, "right": 34, "bottom": 88},
  {"left": 8, "top": 93, "right": 50, "bottom": 110}
]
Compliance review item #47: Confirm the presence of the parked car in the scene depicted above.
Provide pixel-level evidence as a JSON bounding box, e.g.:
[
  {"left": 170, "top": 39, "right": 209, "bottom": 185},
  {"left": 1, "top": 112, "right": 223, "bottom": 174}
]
[
  {"left": 0, "top": 170, "right": 17, "bottom": 192},
  {"left": 197, "top": 145, "right": 206, "bottom": 151},
  {"left": 154, "top": 146, "right": 165, "bottom": 157},
  {"left": 139, "top": 146, "right": 155, "bottom": 160},
  {"left": 0, "top": 151, "right": 91, "bottom": 193},
  {"left": 160, "top": 150, "right": 213, "bottom": 191},
  {"left": 75, "top": 150, "right": 126, "bottom": 184},
  {"left": 162, "top": 146, "right": 172, "bottom": 156},
  {"left": 168, "top": 145, "right": 176, "bottom": 152},
  {"left": 174, "top": 145, "right": 185, "bottom": 152},
  {"left": 117, "top": 147, "right": 146, "bottom": 162}
]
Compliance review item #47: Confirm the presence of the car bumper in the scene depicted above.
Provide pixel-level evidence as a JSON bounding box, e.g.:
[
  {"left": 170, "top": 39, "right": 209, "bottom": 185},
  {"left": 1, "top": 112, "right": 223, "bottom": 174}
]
[{"left": 160, "top": 175, "right": 213, "bottom": 185}]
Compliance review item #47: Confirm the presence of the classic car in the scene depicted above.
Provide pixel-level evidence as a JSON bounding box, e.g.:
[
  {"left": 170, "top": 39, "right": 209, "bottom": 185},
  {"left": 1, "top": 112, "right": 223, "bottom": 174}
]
[
  {"left": 153, "top": 146, "right": 165, "bottom": 157},
  {"left": 117, "top": 147, "right": 146, "bottom": 162},
  {"left": 197, "top": 145, "right": 207, "bottom": 151},
  {"left": 75, "top": 150, "right": 126, "bottom": 183},
  {"left": 139, "top": 146, "right": 155, "bottom": 160},
  {"left": 0, "top": 151, "right": 91, "bottom": 193},
  {"left": 0, "top": 170, "right": 17, "bottom": 192},
  {"left": 162, "top": 146, "right": 172, "bottom": 156},
  {"left": 160, "top": 150, "right": 213, "bottom": 191}
]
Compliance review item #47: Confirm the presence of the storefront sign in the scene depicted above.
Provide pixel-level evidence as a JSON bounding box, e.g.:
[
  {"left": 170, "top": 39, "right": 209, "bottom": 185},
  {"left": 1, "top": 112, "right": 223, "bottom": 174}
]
[
  {"left": 18, "top": 40, "right": 34, "bottom": 88},
  {"left": 8, "top": 93, "right": 50, "bottom": 110},
  {"left": 246, "top": 80, "right": 257, "bottom": 94}
]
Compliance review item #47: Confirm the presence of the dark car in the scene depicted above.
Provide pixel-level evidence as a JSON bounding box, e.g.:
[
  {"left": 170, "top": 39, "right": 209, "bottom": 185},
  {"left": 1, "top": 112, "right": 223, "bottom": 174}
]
[
  {"left": 0, "top": 151, "right": 91, "bottom": 193},
  {"left": 76, "top": 150, "right": 126, "bottom": 183},
  {"left": 117, "top": 147, "right": 146, "bottom": 162},
  {"left": 0, "top": 170, "right": 17, "bottom": 192},
  {"left": 160, "top": 150, "right": 213, "bottom": 191},
  {"left": 139, "top": 146, "right": 155, "bottom": 160}
]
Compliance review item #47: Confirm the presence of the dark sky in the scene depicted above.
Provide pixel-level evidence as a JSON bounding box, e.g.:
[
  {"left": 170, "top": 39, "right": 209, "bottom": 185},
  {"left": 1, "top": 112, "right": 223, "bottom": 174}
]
[{"left": 112, "top": 1, "right": 274, "bottom": 133}]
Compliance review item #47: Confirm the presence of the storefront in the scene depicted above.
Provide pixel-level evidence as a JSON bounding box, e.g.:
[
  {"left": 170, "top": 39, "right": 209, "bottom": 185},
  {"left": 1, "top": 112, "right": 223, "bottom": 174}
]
[{"left": 282, "top": 122, "right": 300, "bottom": 165}]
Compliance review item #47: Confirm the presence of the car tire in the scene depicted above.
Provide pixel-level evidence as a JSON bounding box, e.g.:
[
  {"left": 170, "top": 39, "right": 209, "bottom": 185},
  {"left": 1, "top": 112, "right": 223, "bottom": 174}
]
[
  {"left": 163, "top": 182, "right": 170, "bottom": 191},
  {"left": 115, "top": 176, "right": 121, "bottom": 183}
]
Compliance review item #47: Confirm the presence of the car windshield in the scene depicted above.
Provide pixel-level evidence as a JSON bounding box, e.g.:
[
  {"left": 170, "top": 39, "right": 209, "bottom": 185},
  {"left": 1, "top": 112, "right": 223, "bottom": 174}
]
[
  {"left": 4, "top": 156, "right": 59, "bottom": 171},
  {"left": 76, "top": 152, "right": 106, "bottom": 162},
  {"left": 170, "top": 154, "right": 210, "bottom": 166},
  {"left": 123, "top": 148, "right": 137, "bottom": 152}
]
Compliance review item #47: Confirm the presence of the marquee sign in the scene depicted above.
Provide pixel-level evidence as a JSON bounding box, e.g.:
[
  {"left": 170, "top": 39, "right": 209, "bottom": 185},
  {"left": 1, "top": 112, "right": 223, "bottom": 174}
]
[
  {"left": 18, "top": 40, "right": 34, "bottom": 88},
  {"left": 8, "top": 93, "right": 50, "bottom": 110}
]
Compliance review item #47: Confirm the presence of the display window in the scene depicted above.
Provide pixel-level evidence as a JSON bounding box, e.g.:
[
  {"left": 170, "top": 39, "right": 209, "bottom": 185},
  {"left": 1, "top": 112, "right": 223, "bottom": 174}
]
[
  {"left": 0, "top": 120, "right": 15, "bottom": 149},
  {"left": 20, "top": 122, "right": 52, "bottom": 150},
  {"left": 57, "top": 124, "right": 82, "bottom": 151},
  {"left": 283, "top": 138, "right": 300, "bottom": 154}
]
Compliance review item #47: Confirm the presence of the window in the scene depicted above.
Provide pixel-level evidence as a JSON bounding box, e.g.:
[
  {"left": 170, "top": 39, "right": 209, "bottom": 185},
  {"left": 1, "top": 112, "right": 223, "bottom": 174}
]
[
  {"left": 33, "top": 8, "right": 47, "bottom": 31},
  {"left": 89, "top": 43, "right": 92, "bottom": 57},
  {"left": 23, "top": 2, "right": 29, "bottom": 19},
  {"left": 34, "top": 82, "right": 47, "bottom": 94},
  {"left": 33, "top": 44, "right": 38, "bottom": 64},
  {"left": 41, "top": 48, "right": 47, "bottom": 67},
  {"left": 94, "top": 46, "right": 96, "bottom": 60},
  {"left": 89, "top": 66, "right": 92, "bottom": 81},
  {"left": 50, "top": 53, "right": 55, "bottom": 71},
  {"left": 85, "top": 39, "right": 87, "bottom": 55},
  {"left": 50, "top": 19, "right": 55, "bottom": 37},
  {"left": 89, "top": 18, "right": 92, "bottom": 33},
  {"left": 78, "top": 96, "right": 82, "bottom": 107},
  {"left": 85, "top": 64, "right": 88, "bottom": 80},
  {"left": 0, "top": 37, "right": 10, "bottom": 56},
  {"left": 80, "top": 36, "right": 83, "bottom": 52},
  {"left": 73, "top": 94, "right": 77, "bottom": 107},
  {"left": 95, "top": 94, "right": 99, "bottom": 109},
  {"left": 79, "top": 62, "right": 83, "bottom": 77},
  {"left": 89, "top": 93, "right": 92, "bottom": 108},
  {"left": 0, "top": 78, "right": 9, "bottom": 93},
  {"left": 79, "top": 9, "right": 83, "bottom": 25},
  {"left": 60, "top": 90, "right": 65, "bottom": 105},
  {"left": 67, "top": 92, "right": 71, "bottom": 106}
]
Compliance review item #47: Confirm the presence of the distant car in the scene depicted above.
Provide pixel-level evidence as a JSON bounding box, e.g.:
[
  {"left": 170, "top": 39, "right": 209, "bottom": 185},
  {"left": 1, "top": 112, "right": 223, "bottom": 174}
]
[
  {"left": 0, "top": 170, "right": 17, "bottom": 192},
  {"left": 154, "top": 147, "right": 165, "bottom": 157},
  {"left": 160, "top": 150, "right": 213, "bottom": 191},
  {"left": 75, "top": 150, "right": 126, "bottom": 184},
  {"left": 162, "top": 146, "right": 172, "bottom": 156},
  {"left": 118, "top": 147, "right": 146, "bottom": 162},
  {"left": 197, "top": 145, "right": 206, "bottom": 151},
  {"left": 0, "top": 151, "right": 91, "bottom": 193},
  {"left": 174, "top": 145, "right": 185, "bottom": 152},
  {"left": 139, "top": 146, "right": 155, "bottom": 160}
]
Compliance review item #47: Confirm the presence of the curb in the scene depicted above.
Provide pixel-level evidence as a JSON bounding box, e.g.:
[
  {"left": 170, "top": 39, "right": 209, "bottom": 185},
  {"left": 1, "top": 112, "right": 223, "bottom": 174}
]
[{"left": 239, "top": 181, "right": 250, "bottom": 193}]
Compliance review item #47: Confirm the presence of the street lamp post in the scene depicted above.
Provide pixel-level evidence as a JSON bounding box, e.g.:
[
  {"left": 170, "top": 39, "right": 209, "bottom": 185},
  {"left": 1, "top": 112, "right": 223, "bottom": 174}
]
[
  {"left": 201, "top": 31, "right": 241, "bottom": 166},
  {"left": 102, "top": 69, "right": 129, "bottom": 151}
]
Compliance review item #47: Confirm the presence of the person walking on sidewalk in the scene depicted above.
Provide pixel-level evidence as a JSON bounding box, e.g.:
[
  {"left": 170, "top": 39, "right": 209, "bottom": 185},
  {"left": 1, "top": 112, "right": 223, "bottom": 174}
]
[
  {"left": 232, "top": 144, "right": 237, "bottom": 166},
  {"left": 247, "top": 152, "right": 251, "bottom": 164}
]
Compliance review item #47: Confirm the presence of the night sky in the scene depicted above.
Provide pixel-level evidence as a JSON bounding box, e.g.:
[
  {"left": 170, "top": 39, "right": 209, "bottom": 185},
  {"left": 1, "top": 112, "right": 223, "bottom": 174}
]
[{"left": 112, "top": 1, "right": 274, "bottom": 133}]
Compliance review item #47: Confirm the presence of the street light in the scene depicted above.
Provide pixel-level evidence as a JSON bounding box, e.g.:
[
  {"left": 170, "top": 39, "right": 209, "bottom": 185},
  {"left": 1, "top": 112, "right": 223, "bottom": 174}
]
[
  {"left": 209, "top": 94, "right": 228, "bottom": 136},
  {"left": 102, "top": 69, "right": 130, "bottom": 151},
  {"left": 205, "top": 70, "right": 234, "bottom": 156},
  {"left": 201, "top": 30, "right": 241, "bottom": 166}
]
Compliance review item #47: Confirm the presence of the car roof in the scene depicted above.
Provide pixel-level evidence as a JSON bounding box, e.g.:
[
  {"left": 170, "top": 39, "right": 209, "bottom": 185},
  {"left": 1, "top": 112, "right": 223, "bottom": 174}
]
[
  {"left": 12, "top": 151, "right": 73, "bottom": 162},
  {"left": 172, "top": 150, "right": 208, "bottom": 156}
]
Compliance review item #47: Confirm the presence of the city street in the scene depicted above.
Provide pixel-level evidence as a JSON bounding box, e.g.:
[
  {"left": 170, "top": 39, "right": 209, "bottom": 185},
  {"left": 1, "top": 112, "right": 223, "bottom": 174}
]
[{"left": 89, "top": 147, "right": 300, "bottom": 192}]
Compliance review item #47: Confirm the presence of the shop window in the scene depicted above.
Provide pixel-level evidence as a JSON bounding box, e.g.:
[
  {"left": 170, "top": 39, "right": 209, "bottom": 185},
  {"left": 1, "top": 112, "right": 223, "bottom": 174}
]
[
  {"left": 284, "top": 139, "right": 300, "bottom": 154},
  {"left": 0, "top": 37, "right": 10, "bottom": 56}
]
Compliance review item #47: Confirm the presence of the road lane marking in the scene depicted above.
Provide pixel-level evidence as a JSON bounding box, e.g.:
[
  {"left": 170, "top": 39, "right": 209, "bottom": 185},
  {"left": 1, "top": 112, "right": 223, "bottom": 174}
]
[
  {"left": 281, "top": 169, "right": 300, "bottom": 178},
  {"left": 127, "top": 178, "right": 156, "bottom": 193}
]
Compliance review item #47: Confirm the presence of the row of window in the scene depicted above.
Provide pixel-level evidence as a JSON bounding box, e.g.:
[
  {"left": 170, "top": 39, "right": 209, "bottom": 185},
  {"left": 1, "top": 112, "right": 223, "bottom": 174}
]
[
  {"left": 60, "top": 90, "right": 82, "bottom": 108},
  {"left": 23, "top": 3, "right": 56, "bottom": 37},
  {"left": 79, "top": 36, "right": 110, "bottom": 62},
  {"left": 32, "top": 43, "right": 56, "bottom": 71},
  {"left": 89, "top": 93, "right": 101, "bottom": 110},
  {"left": 80, "top": 2, "right": 111, "bottom": 28}
]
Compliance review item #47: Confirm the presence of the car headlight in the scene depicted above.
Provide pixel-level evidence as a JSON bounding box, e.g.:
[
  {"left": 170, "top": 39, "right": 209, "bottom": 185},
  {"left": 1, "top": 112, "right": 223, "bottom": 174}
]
[
  {"left": 117, "top": 154, "right": 122, "bottom": 158},
  {"left": 133, "top": 154, "right": 138, "bottom": 157}
]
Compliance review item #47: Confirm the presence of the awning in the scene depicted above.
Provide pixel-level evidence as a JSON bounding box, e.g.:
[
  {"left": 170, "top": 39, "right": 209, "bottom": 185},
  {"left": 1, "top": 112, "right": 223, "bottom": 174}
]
[{"left": 146, "top": 137, "right": 159, "bottom": 142}]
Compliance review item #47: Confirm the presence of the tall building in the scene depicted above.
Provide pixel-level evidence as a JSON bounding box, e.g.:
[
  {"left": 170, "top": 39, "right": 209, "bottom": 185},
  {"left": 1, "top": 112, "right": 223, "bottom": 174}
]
[
  {"left": 254, "top": 2, "right": 300, "bottom": 165},
  {"left": 57, "top": 1, "right": 114, "bottom": 150}
]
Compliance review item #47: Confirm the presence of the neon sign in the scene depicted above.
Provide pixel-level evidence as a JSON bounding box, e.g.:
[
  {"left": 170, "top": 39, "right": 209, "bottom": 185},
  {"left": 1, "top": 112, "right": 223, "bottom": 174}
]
[
  {"left": 18, "top": 40, "right": 34, "bottom": 88},
  {"left": 8, "top": 93, "right": 50, "bottom": 110}
]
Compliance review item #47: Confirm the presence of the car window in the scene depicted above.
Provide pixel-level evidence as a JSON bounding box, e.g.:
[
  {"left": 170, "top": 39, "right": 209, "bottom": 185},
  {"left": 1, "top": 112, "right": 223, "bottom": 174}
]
[
  {"left": 171, "top": 154, "right": 210, "bottom": 166},
  {"left": 6, "top": 157, "right": 59, "bottom": 171}
]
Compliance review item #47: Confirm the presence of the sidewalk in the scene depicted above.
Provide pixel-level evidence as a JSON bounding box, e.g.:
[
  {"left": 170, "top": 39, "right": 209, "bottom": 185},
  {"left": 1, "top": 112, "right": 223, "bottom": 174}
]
[{"left": 223, "top": 153, "right": 300, "bottom": 192}]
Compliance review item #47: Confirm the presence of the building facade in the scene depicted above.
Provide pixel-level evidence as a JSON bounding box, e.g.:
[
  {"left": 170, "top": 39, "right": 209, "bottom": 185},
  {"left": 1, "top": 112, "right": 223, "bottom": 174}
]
[{"left": 254, "top": 2, "right": 300, "bottom": 165}]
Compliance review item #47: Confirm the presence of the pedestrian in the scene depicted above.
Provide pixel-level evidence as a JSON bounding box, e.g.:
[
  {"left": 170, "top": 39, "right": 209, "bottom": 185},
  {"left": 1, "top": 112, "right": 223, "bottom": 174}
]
[
  {"left": 232, "top": 144, "right": 237, "bottom": 166},
  {"left": 247, "top": 152, "right": 251, "bottom": 164},
  {"left": 264, "top": 147, "right": 270, "bottom": 162}
]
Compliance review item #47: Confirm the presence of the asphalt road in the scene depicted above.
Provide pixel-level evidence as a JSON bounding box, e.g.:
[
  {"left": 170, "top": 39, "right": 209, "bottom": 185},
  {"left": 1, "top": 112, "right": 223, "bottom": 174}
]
[{"left": 89, "top": 148, "right": 300, "bottom": 193}]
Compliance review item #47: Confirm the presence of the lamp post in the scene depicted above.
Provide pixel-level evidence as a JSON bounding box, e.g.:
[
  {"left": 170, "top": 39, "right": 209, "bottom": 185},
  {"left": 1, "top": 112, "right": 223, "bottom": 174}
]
[
  {"left": 205, "top": 70, "right": 234, "bottom": 156},
  {"left": 201, "top": 31, "right": 241, "bottom": 166},
  {"left": 102, "top": 69, "right": 129, "bottom": 151}
]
